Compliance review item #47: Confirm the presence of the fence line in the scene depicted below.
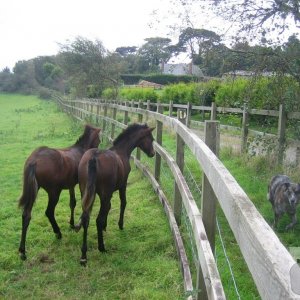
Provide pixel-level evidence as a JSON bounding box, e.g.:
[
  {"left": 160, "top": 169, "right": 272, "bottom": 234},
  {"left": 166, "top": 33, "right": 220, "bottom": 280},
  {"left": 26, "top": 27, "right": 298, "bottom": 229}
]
[{"left": 55, "top": 96, "right": 300, "bottom": 300}]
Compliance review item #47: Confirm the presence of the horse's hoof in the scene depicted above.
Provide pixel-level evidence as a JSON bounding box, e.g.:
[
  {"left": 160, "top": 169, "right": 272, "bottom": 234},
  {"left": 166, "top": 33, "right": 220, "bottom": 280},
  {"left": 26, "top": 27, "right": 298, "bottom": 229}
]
[
  {"left": 118, "top": 224, "right": 124, "bottom": 230},
  {"left": 56, "top": 232, "right": 62, "bottom": 239},
  {"left": 74, "top": 225, "right": 81, "bottom": 233},
  {"left": 80, "top": 258, "right": 87, "bottom": 266},
  {"left": 99, "top": 247, "right": 107, "bottom": 253},
  {"left": 19, "top": 252, "right": 27, "bottom": 261},
  {"left": 70, "top": 224, "right": 75, "bottom": 230}
]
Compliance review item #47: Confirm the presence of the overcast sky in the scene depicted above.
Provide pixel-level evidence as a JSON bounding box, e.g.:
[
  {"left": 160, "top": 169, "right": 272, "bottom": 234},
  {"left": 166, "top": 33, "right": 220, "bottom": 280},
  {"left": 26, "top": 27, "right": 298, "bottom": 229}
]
[{"left": 0, "top": 0, "right": 175, "bottom": 70}]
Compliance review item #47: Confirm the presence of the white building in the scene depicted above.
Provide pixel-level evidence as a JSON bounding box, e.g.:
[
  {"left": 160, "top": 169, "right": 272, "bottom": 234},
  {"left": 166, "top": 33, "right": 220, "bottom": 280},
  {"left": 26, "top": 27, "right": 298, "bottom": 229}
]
[{"left": 160, "top": 62, "right": 204, "bottom": 77}]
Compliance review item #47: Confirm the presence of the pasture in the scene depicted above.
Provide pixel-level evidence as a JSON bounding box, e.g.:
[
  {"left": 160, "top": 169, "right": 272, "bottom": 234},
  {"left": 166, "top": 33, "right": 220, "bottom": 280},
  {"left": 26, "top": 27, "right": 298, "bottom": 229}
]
[{"left": 0, "top": 94, "right": 184, "bottom": 299}]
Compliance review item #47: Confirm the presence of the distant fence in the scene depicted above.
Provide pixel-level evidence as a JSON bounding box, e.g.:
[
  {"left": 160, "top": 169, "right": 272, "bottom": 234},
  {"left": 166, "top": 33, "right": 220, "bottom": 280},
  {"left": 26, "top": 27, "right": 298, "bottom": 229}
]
[
  {"left": 55, "top": 96, "right": 300, "bottom": 300},
  {"left": 64, "top": 98, "right": 300, "bottom": 164}
]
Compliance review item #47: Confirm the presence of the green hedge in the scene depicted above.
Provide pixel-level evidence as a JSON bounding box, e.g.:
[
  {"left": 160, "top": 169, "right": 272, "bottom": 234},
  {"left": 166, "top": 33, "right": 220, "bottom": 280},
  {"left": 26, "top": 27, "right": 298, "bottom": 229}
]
[
  {"left": 102, "top": 76, "right": 300, "bottom": 111},
  {"left": 120, "top": 74, "right": 198, "bottom": 85},
  {"left": 119, "top": 87, "right": 159, "bottom": 101}
]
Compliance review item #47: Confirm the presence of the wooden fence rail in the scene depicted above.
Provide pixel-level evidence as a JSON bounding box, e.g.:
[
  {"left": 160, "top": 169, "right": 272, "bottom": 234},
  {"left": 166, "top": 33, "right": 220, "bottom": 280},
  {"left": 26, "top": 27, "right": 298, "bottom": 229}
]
[
  {"left": 55, "top": 96, "right": 300, "bottom": 300},
  {"left": 63, "top": 97, "right": 300, "bottom": 165}
]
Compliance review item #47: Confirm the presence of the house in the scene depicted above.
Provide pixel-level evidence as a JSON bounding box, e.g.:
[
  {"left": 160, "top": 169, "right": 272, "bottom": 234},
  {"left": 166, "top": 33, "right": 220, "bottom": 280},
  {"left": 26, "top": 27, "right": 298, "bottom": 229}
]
[{"left": 160, "top": 62, "right": 204, "bottom": 77}]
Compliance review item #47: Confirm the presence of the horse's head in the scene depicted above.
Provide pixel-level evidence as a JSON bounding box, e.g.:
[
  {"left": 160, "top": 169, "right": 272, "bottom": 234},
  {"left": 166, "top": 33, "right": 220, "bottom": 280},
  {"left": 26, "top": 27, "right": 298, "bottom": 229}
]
[
  {"left": 138, "top": 126, "right": 155, "bottom": 157},
  {"left": 79, "top": 124, "right": 101, "bottom": 150}
]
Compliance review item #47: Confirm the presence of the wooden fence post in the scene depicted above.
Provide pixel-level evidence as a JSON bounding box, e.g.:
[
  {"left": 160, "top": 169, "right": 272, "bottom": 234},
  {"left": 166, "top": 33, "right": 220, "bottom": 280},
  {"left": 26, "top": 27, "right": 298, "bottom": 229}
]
[
  {"left": 103, "top": 102, "right": 108, "bottom": 133},
  {"left": 201, "top": 121, "right": 219, "bottom": 253},
  {"left": 111, "top": 107, "right": 117, "bottom": 140},
  {"left": 186, "top": 102, "right": 192, "bottom": 128},
  {"left": 173, "top": 109, "right": 186, "bottom": 225},
  {"left": 96, "top": 99, "right": 100, "bottom": 125},
  {"left": 169, "top": 100, "right": 173, "bottom": 117},
  {"left": 278, "top": 104, "right": 286, "bottom": 165},
  {"left": 196, "top": 120, "right": 220, "bottom": 300},
  {"left": 136, "top": 101, "right": 143, "bottom": 160},
  {"left": 154, "top": 103, "right": 163, "bottom": 181},
  {"left": 210, "top": 102, "right": 217, "bottom": 120},
  {"left": 124, "top": 101, "right": 129, "bottom": 125},
  {"left": 241, "top": 103, "right": 249, "bottom": 152}
]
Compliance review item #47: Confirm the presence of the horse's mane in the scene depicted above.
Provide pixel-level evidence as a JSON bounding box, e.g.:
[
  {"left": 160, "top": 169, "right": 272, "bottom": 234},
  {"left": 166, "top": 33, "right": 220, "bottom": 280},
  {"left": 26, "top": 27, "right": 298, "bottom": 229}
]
[
  {"left": 74, "top": 124, "right": 97, "bottom": 147},
  {"left": 113, "top": 123, "right": 148, "bottom": 146}
]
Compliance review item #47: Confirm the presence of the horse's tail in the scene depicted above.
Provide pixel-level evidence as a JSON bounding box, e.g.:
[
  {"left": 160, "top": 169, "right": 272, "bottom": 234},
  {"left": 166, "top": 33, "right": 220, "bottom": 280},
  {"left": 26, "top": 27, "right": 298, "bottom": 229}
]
[
  {"left": 18, "top": 162, "right": 38, "bottom": 210},
  {"left": 82, "top": 156, "right": 97, "bottom": 212}
]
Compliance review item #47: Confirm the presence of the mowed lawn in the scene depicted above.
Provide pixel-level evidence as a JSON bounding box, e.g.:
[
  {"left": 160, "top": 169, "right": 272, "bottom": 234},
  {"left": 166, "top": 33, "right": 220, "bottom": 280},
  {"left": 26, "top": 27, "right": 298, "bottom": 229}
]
[{"left": 0, "top": 94, "right": 184, "bottom": 299}]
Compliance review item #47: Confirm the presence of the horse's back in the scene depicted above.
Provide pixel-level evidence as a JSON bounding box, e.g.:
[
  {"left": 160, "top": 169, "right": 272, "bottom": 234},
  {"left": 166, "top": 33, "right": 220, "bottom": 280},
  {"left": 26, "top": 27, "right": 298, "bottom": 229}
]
[
  {"left": 78, "top": 148, "right": 127, "bottom": 196},
  {"left": 26, "top": 146, "right": 78, "bottom": 189}
]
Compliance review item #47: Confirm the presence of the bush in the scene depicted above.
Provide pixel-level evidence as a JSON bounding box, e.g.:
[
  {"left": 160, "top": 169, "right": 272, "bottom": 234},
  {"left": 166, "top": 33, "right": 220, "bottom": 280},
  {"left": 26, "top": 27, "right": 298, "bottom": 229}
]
[
  {"left": 160, "top": 83, "right": 199, "bottom": 104},
  {"left": 120, "top": 87, "right": 158, "bottom": 102},
  {"left": 37, "top": 87, "right": 52, "bottom": 99},
  {"left": 215, "top": 78, "right": 248, "bottom": 108},
  {"left": 195, "top": 80, "right": 221, "bottom": 106},
  {"left": 102, "top": 88, "right": 116, "bottom": 99}
]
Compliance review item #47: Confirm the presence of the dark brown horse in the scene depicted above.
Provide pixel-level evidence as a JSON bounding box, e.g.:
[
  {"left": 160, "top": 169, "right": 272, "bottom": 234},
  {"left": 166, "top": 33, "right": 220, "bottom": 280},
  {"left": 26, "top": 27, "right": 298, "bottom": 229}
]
[
  {"left": 18, "top": 124, "right": 101, "bottom": 260},
  {"left": 76, "top": 123, "right": 155, "bottom": 265}
]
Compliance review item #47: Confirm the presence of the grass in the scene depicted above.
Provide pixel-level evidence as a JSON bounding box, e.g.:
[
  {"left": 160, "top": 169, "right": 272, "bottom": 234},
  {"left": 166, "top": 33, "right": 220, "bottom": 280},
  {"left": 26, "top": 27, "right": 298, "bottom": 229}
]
[{"left": 0, "top": 93, "right": 184, "bottom": 299}]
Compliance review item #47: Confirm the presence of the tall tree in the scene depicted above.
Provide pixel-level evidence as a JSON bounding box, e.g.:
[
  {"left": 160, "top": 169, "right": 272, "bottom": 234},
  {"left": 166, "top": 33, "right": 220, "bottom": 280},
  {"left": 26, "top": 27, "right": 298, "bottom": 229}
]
[
  {"left": 137, "top": 37, "right": 173, "bottom": 73},
  {"left": 59, "top": 36, "right": 120, "bottom": 96}
]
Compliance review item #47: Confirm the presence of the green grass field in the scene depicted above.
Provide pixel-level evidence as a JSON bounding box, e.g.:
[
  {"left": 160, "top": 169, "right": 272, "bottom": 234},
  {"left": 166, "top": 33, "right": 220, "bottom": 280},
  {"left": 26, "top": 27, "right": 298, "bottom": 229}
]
[
  {"left": 0, "top": 94, "right": 184, "bottom": 299},
  {"left": 2, "top": 93, "right": 299, "bottom": 299}
]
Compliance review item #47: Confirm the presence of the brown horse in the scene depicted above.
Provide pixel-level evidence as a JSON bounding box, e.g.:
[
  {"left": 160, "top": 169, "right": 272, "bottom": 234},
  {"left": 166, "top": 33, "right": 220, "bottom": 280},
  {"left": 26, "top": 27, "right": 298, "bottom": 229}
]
[
  {"left": 18, "top": 124, "right": 101, "bottom": 260},
  {"left": 76, "top": 123, "right": 155, "bottom": 265}
]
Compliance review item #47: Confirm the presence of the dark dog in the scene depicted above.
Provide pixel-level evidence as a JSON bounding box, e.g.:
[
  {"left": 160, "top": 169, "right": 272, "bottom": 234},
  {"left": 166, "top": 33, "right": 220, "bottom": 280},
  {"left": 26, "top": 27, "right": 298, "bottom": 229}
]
[{"left": 268, "top": 175, "right": 300, "bottom": 230}]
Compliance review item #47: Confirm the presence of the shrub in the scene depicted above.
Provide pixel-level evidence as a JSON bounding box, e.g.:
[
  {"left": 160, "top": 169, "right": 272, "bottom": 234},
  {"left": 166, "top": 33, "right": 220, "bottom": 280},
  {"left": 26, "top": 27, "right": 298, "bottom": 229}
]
[
  {"left": 37, "top": 87, "right": 52, "bottom": 99},
  {"left": 215, "top": 78, "right": 248, "bottom": 108},
  {"left": 120, "top": 87, "right": 158, "bottom": 102},
  {"left": 160, "top": 83, "right": 199, "bottom": 104},
  {"left": 102, "top": 88, "right": 116, "bottom": 99},
  {"left": 195, "top": 80, "right": 221, "bottom": 106}
]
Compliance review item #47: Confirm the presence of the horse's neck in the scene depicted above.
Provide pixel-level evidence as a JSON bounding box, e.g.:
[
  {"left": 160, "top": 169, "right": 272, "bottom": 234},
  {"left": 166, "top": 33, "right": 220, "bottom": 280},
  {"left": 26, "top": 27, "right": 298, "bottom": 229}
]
[{"left": 111, "top": 141, "right": 136, "bottom": 158}]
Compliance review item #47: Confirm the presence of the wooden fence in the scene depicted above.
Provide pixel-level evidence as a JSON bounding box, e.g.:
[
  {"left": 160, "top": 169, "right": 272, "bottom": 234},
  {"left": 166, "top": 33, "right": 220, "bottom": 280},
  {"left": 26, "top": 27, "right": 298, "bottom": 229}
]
[
  {"left": 85, "top": 99, "right": 299, "bottom": 164},
  {"left": 55, "top": 96, "right": 300, "bottom": 300}
]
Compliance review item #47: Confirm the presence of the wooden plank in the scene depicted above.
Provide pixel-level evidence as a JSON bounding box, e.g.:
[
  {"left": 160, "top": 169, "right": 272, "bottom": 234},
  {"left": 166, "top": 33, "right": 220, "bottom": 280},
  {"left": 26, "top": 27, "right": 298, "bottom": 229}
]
[
  {"left": 216, "top": 107, "right": 243, "bottom": 114},
  {"left": 154, "top": 143, "right": 225, "bottom": 300},
  {"left": 133, "top": 158, "right": 194, "bottom": 300},
  {"left": 59, "top": 99, "right": 300, "bottom": 299},
  {"left": 288, "top": 111, "right": 300, "bottom": 119},
  {"left": 249, "top": 108, "right": 279, "bottom": 116}
]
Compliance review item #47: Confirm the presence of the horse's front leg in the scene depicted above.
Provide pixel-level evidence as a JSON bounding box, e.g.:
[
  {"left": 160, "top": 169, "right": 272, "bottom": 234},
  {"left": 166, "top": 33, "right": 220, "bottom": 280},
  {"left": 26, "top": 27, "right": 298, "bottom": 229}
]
[
  {"left": 80, "top": 210, "right": 90, "bottom": 266},
  {"left": 69, "top": 188, "right": 76, "bottom": 229},
  {"left": 118, "top": 186, "right": 127, "bottom": 230}
]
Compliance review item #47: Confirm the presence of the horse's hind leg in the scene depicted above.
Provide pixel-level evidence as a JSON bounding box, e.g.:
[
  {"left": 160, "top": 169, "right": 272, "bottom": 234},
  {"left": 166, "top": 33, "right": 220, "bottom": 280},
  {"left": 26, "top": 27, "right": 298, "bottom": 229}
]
[
  {"left": 80, "top": 210, "right": 90, "bottom": 266},
  {"left": 96, "top": 197, "right": 111, "bottom": 252},
  {"left": 19, "top": 206, "right": 33, "bottom": 260},
  {"left": 69, "top": 188, "right": 76, "bottom": 229},
  {"left": 118, "top": 187, "right": 127, "bottom": 230},
  {"left": 45, "top": 189, "right": 62, "bottom": 239}
]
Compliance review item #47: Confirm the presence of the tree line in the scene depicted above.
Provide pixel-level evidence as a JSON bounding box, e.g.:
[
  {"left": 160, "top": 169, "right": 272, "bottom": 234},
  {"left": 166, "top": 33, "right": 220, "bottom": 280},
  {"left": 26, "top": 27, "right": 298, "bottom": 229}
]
[{"left": 0, "top": 21, "right": 299, "bottom": 99}]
